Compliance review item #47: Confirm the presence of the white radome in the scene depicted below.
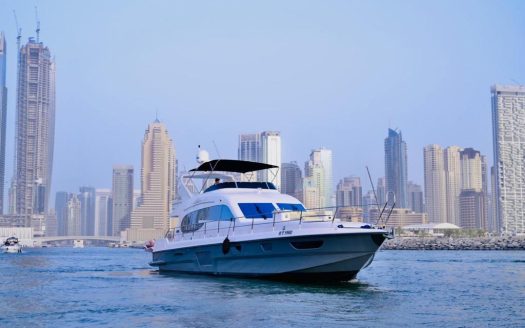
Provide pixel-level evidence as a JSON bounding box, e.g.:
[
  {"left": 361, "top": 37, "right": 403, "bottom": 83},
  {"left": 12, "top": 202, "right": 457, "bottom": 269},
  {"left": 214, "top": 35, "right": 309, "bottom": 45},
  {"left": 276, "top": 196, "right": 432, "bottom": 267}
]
[{"left": 196, "top": 149, "right": 210, "bottom": 164}]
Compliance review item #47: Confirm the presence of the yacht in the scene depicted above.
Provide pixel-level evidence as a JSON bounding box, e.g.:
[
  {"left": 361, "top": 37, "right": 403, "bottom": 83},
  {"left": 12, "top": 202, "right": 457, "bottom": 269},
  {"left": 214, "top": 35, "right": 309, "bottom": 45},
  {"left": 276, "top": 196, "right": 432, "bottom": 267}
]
[
  {"left": 2, "top": 237, "right": 22, "bottom": 254},
  {"left": 150, "top": 155, "right": 393, "bottom": 282}
]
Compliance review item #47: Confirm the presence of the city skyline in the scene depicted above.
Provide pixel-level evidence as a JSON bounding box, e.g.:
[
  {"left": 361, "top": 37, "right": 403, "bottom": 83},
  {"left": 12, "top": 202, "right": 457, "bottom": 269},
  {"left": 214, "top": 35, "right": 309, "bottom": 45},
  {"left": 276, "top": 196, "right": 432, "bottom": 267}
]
[{"left": 0, "top": 1, "right": 523, "bottom": 197}]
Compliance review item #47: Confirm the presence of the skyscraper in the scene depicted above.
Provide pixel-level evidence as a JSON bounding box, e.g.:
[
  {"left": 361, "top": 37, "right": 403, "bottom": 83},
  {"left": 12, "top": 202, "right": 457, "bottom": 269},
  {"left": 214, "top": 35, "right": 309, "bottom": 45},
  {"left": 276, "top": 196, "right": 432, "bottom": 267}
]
[
  {"left": 65, "top": 194, "right": 81, "bottom": 236},
  {"left": 304, "top": 148, "right": 333, "bottom": 208},
  {"left": 55, "top": 191, "right": 70, "bottom": 236},
  {"left": 130, "top": 120, "right": 176, "bottom": 235},
  {"left": 384, "top": 129, "right": 408, "bottom": 208},
  {"left": 336, "top": 177, "right": 363, "bottom": 221},
  {"left": 10, "top": 37, "right": 56, "bottom": 229},
  {"left": 460, "top": 148, "right": 483, "bottom": 191},
  {"left": 444, "top": 146, "right": 461, "bottom": 226},
  {"left": 260, "top": 131, "right": 281, "bottom": 189},
  {"left": 95, "top": 189, "right": 112, "bottom": 237},
  {"left": 407, "top": 181, "right": 424, "bottom": 213},
  {"left": 424, "top": 145, "right": 447, "bottom": 223},
  {"left": 281, "top": 161, "right": 302, "bottom": 200},
  {"left": 111, "top": 165, "right": 133, "bottom": 236},
  {"left": 336, "top": 177, "right": 362, "bottom": 207},
  {"left": 78, "top": 186, "right": 96, "bottom": 236},
  {"left": 458, "top": 148, "right": 487, "bottom": 229},
  {"left": 238, "top": 131, "right": 282, "bottom": 187},
  {"left": 376, "top": 177, "right": 386, "bottom": 206},
  {"left": 0, "top": 32, "right": 7, "bottom": 214},
  {"left": 238, "top": 133, "right": 260, "bottom": 162},
  {"left": 491, "top": 85, "right": 525, "bottom": 234}
]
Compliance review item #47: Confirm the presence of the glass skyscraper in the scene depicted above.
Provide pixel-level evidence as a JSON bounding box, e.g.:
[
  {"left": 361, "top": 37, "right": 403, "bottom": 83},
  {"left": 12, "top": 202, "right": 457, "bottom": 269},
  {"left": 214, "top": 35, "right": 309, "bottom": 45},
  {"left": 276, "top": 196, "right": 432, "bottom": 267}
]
[
  {"left": 111, "top": 165, "right": 134, "bottom": 236},
  {"left": 384, "top": 129, "right": 408, "bottom": 208}
]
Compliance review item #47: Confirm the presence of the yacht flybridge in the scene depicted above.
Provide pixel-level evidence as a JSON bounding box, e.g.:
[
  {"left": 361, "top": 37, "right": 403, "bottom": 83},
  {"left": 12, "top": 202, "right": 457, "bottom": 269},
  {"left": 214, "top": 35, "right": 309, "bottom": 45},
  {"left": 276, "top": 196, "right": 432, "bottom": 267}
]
[{"left": 150, "top": 156, "right": 393, "bottom": 282}]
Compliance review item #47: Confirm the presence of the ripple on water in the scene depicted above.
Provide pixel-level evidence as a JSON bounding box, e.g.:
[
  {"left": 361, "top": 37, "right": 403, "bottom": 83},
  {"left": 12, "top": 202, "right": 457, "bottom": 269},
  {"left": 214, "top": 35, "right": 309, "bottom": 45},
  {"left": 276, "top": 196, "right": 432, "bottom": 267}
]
[{"left": 1, "top": 248, "right": 524, "bottom": 327}]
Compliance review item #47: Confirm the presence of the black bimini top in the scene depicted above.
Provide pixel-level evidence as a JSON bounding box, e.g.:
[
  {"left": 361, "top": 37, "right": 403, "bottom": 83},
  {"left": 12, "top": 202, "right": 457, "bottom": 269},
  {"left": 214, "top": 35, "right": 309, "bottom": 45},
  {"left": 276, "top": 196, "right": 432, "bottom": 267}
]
[{"left": 190, "top": 159, "right": 278, "bottom": 173}]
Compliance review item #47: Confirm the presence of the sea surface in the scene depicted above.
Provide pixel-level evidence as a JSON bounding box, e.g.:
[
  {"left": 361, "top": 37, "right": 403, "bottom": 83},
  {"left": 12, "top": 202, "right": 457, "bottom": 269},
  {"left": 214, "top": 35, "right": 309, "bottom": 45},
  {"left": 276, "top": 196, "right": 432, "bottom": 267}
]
[{"left": 0, "top": 247, "right": 524, "bottom": 327}]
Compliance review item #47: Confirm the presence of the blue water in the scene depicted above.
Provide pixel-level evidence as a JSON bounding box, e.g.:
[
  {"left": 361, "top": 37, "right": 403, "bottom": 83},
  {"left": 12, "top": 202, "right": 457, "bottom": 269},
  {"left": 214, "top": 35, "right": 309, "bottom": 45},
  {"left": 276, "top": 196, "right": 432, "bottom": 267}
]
[{"left": 1, "top": 248, "right": 524, "bottom": 327}]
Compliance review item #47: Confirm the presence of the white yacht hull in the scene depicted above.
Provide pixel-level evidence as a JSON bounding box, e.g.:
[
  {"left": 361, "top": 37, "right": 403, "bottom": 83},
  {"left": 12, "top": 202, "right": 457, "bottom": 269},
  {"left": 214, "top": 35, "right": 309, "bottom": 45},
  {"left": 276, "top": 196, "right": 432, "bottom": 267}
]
[
  {"left": 151, "top": 231, "right": 386, "bottom": 282},
  {"left": 2, "top": 245, "right": 22, "bottom": 253}
]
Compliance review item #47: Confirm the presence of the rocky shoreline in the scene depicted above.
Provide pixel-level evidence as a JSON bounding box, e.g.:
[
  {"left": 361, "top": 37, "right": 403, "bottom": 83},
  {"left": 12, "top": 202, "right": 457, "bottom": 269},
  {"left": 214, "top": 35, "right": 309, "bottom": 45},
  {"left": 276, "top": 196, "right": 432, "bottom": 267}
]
[{"left": 382, "top": 236, "right": 525, "bottom": 250}]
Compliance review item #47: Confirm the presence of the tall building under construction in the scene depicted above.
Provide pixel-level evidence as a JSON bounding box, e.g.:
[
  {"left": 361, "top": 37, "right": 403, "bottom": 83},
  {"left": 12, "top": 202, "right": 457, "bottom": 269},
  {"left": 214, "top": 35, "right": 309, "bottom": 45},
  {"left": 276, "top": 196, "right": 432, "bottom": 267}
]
[{"left": 9, "top": 35, "right": 56, "bottom": 233}]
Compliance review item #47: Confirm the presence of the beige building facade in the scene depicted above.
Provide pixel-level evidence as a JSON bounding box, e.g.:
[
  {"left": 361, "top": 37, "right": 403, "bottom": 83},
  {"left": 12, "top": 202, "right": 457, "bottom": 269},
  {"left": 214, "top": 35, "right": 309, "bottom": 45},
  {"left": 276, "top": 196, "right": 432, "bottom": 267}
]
[{"left": 129, "top": 120, "right": 176, "bottom": 238}]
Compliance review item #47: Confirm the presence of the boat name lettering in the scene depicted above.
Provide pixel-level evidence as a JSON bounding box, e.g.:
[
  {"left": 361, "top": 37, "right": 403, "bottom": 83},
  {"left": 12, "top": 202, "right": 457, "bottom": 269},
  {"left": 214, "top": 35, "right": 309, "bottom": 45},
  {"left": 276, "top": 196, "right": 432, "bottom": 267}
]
[{"left": 279, "top": 230, "right": 293, "bottom": 236}]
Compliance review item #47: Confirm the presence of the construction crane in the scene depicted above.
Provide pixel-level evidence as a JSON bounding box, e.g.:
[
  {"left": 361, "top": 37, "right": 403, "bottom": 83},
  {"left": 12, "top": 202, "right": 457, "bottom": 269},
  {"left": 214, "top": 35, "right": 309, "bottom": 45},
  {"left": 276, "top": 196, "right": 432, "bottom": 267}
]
[
  {"left": 35, "top": 6, "right": 40, "bottom": 43},
  {"left": 13, "top": 10, "right": 21, "bottom": 50}
]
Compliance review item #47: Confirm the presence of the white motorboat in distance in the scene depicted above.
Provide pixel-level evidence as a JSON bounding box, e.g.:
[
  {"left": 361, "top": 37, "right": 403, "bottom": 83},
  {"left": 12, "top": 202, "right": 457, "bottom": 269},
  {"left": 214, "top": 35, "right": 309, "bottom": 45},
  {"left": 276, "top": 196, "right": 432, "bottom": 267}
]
[
  {"left": 151, "top": 158, "right": 393, "bottom": 282},
  {"left": 2, "top": 237, "right": 22, "bottom": 253}
]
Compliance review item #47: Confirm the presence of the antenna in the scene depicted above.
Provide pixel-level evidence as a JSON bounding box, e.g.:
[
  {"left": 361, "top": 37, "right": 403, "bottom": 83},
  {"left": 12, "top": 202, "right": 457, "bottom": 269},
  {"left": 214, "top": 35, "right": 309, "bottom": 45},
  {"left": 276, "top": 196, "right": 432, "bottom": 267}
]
[
  {"left": 212, "top": 140, "right": 222, "bottom": 159},
  {"left": 13, "top": 10, "right": 21, "bottom": 50},
  {"left": 366, "top": 166, "right": 383, "bottom": 224},
  {"left": 35, "top": 6, "right": 41, "bottom": 42}
]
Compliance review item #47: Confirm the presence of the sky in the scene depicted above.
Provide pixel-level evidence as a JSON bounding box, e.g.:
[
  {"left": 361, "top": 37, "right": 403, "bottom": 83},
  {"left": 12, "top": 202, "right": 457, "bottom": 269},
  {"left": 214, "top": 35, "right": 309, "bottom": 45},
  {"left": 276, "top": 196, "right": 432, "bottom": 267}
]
[{"left": 0, "top": 0, "right": 524, "bottom": 198}]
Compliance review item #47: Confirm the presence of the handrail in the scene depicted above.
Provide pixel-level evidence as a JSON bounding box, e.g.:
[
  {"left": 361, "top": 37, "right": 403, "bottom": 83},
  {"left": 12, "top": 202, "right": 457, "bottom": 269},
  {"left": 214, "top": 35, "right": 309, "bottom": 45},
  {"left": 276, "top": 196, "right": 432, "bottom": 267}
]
[{"left": 168, "top": 204, "right": 387, "bottom": 242}]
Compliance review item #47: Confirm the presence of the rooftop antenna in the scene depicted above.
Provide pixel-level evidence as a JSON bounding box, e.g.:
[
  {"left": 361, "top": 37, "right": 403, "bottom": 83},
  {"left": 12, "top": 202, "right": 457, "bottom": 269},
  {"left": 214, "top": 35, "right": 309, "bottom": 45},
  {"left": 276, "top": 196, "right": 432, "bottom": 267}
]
[
  {"left": 13, "top": 10, "right": 21, "bottom": 50},
  {"left": 35, "top": 6, "right": 41, "bottom": 42}
]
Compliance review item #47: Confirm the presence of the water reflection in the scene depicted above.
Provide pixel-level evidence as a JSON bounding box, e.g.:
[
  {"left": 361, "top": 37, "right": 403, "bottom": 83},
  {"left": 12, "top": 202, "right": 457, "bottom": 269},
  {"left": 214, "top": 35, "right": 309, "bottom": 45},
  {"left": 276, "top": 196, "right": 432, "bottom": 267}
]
[{"left": 156, "top": 270, "right": 382, "bottom": 296}]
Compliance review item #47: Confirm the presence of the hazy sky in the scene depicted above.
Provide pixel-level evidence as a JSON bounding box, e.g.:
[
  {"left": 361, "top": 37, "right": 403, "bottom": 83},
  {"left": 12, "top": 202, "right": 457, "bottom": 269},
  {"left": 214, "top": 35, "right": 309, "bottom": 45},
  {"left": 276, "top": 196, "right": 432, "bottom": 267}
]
[{"left": 0, "top": 0, "right": 524, "bottom": 196}]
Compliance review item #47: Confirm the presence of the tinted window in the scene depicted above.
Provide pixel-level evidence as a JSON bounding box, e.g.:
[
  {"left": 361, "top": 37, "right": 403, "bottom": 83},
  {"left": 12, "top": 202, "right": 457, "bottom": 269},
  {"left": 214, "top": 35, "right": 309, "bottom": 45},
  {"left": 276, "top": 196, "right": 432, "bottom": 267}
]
[
  {"left": 181, "top": 211, "right": 200, "bottom": 233},
  {"left": 238, "top": 203, "right": 276, "bottom": 219},
  {"left": 207, "top": 205, "right": 235, "bottom": 221},
  {"left": 277, "top": 203, "right": 306, "bottom": 211}
]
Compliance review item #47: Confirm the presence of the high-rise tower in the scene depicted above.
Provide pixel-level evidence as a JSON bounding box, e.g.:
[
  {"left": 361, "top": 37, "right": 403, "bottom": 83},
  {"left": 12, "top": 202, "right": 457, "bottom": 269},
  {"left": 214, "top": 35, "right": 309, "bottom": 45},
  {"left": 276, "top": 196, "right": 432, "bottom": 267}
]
[
  {"left": 384, "top": 129, "right": 408, "bottom": 208},
  {"left": 444, "top": 146, "right": 461, "bottom": 226},
  {"left": 111, "top": 165, "right": 134, "bottom": 236},
  {"left": 281, "top": 161, "right": 303, "bottom": 200},
  {"left": 304, "top": 148, "right": 333, "bottom": 208},
  {"left": 10, "top": 37, "right": 56, "bottom": 230},
  {"left": 423, "top": 144, "right": 447, "bottom": 223},
  {"left": 0, "top": 32, "right": 7, "bottom": 214},
  {"left": 130, "top": 120, "right": 176, "bottom": 234},
  {"left": 260, "top": 131, "right": 281, "bottom": 189},
  {"left": 491, "top": 85, "right": 525, "bottom": 234},
  {"left": 78, "top": 186, "right": 96, "bottom": 236},
  {"left": 238, "top": 131, "right": 282, "bottom": 187},
  {"left": 238, "top": 133, "right": 260, "bottom": 162}
]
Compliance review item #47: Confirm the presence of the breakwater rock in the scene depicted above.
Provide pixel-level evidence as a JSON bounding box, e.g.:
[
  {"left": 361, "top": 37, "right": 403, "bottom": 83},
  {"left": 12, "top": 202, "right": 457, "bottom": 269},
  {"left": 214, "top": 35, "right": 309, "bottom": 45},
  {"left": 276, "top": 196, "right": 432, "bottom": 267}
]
[{"left": 382, "top": 236, "right": 525, "bottom": 250}]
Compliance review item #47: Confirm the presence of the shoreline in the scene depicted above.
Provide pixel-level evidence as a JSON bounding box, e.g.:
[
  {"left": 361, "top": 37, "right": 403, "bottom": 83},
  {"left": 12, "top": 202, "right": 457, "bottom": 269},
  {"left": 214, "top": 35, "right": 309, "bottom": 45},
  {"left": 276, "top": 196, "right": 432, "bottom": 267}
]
[{"left": 382, "top": 236, "right": 525, "bottom": 250}]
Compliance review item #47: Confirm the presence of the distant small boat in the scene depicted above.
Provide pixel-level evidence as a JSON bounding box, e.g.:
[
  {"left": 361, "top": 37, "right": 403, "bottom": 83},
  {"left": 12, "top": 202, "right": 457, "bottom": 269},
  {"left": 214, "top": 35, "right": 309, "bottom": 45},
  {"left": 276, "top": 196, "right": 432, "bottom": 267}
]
[
  {"left": 2, "top": 237, "right": 22, "bottom": 253},
  {"left": 73, "top": 240, "right": 85, "bottom": 248},
  {"left": 108, "top": 242, "right": 129, "bottom": 248}
]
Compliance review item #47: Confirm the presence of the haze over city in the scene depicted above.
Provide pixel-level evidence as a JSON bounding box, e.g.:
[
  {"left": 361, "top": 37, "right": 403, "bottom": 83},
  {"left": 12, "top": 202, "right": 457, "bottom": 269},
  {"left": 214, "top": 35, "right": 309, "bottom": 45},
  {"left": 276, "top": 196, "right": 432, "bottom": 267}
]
[
  {"left": 0, "top": 0, "right": 524, "bottom": 195},
  {"left": 1, "top": 2, "right": 525, "bottom": 327}
]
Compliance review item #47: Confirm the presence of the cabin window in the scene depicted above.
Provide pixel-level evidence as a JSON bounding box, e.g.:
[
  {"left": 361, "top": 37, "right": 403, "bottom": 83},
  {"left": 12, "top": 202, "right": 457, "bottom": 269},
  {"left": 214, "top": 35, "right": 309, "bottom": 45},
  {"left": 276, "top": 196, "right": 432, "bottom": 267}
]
[
  {"left": 238, "top": 203, "right": 276, "bottom": 219},
  {"left": 181, "top": 205, "right": 236, "bottom": 232},
  {"left": 206, "top": 205, "right": 235, "bottom": 221},
  {"left": 277, "top": 203, "right": 306, "bottom": 211},
  {"left": 181, "top": 211, "right": 201, "bottom": 233}
]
